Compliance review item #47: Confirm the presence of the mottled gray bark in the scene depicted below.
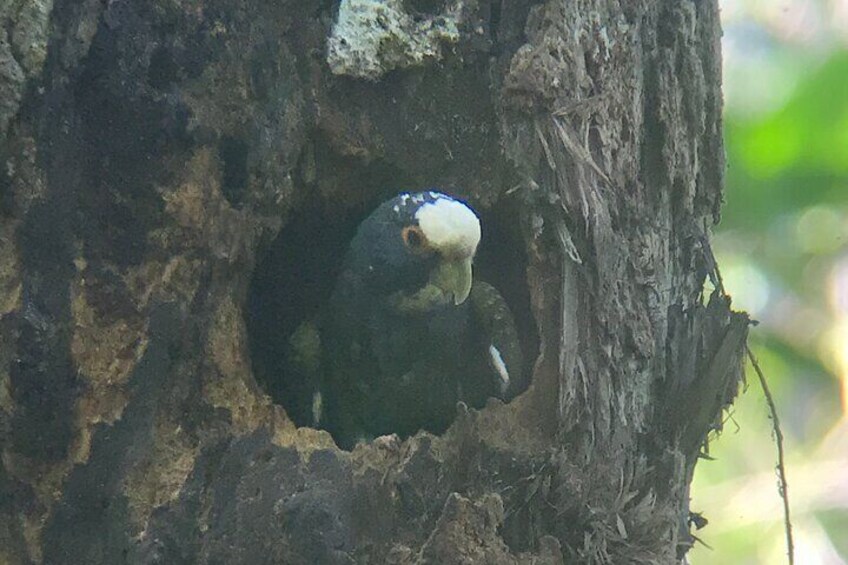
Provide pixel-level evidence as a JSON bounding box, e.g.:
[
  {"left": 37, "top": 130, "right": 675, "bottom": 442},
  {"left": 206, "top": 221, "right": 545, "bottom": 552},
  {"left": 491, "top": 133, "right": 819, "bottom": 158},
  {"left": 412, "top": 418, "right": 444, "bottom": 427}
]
[{"left": 0, "top": 0, "right": 746, "bottom": 563}]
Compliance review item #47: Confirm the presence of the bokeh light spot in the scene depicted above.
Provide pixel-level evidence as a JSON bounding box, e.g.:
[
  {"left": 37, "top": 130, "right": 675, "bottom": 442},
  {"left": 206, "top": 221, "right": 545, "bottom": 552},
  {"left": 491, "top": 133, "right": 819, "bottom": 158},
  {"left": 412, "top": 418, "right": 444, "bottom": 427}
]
[
  {"left": 796, "top": 206, "right": 845, "bottom": 255},
  {"left": 721, "top": 257, "right": 772, "bottom": 317}
]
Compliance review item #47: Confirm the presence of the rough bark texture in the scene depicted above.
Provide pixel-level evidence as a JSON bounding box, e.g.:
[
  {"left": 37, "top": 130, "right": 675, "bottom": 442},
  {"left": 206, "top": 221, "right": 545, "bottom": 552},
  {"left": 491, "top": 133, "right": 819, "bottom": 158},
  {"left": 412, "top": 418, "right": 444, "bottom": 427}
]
[{"left": 0, "top": 0, "right": 748, "bottom": 563}]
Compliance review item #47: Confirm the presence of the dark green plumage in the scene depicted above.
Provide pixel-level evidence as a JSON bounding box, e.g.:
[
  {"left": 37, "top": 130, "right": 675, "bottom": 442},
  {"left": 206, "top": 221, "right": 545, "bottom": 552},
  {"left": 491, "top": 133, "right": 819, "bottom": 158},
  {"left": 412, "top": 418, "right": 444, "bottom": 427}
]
[{"left": 288, "top": 191, "right": 522, "bottom": 449}]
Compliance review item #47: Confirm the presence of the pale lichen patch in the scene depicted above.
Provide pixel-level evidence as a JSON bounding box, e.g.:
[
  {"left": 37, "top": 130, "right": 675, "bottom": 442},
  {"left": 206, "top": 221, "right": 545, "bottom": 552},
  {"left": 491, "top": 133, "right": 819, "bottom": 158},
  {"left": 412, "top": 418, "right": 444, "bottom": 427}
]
[
  {"left": 70, "top": 275, "right": 148, "bottom": 391},
  {"left": 70, "top": 267, "right": 149, "bottom": 467},
  {"left": 124, "top": 415, "right": 199, "bottom": 531},
  {"left": 327, "top": 0, "right": 461, "bottom": 80},
  {"left": 10, "top": 0, "right": 54, "bottom": 77},
  {"left": 205, "top": 295, "right": 277, "bottom": 434},
  {"left": 0, "top": 226, "right": 21, "bottom": 318},
  {"left": 158, "top": 148, "right": 252, "bottom": 262},
  {"left": 0, "top": 221, "right": 21, "bottom": 416},
  {"left": 125, "top": 255, "right": 205, "bottom": 310},
  {"left": 271, "top": 407, "right": 338, "bottom": 455}
]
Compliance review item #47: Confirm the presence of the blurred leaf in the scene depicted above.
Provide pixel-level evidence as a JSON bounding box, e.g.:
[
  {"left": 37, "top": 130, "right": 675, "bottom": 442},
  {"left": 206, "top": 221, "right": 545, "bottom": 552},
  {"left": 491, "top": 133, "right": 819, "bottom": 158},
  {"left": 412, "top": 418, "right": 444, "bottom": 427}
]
[
  {"left": 723, "top": 51, "right": 848, "bottom": 229},
  {"left": 751, "top": 336, "right": 841, "bottom": 447},
  {"left": 816, "top": 510, "right": 848, "bottom": 560}
]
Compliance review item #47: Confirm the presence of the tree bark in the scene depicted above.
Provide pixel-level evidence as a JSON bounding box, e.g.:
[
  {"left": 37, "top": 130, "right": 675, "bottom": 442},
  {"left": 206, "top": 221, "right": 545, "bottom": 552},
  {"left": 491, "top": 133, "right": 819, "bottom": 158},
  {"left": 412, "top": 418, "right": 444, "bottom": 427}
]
[{"left": 0, "top": 0, "right": 747, "bottom": 563}]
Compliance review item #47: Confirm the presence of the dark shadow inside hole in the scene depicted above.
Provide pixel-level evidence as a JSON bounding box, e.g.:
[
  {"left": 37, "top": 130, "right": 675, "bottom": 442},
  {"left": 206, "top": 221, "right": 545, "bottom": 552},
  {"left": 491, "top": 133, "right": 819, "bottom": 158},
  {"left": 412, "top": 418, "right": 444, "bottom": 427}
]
[
  {"left": 247, "top": 196, "right": 366, "bottom": 427},
  {"left": 218, "top": 136, "right": 249, "bottom": 209},
  {"left": 475, "top": 200, "right": 538, "bottom": 395},
  {"left": 246, "top": 191, "right": 538, "bottom": 433}
]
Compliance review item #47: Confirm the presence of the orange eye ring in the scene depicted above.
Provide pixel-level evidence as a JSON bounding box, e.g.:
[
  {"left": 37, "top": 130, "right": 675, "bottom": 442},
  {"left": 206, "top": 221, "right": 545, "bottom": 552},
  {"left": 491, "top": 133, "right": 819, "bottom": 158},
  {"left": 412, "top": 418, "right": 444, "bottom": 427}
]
[{"left": 401, "top": 225, "right": 427, "bottom": 251}]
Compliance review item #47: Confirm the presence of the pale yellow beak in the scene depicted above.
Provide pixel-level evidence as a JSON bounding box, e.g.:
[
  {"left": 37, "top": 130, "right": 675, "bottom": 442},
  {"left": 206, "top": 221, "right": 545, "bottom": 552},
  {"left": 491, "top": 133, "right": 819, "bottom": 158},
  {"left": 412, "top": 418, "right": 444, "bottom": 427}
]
[{"left": 430, "top": 257, "right": 473, "bottom": 305}]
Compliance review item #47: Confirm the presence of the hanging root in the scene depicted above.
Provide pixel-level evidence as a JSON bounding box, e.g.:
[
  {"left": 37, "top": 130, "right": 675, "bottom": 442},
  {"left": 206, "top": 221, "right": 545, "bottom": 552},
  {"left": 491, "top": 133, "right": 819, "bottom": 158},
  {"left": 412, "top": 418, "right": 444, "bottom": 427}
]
[{"left": 745, "top": 345, "right": 794, "bottom": 565}]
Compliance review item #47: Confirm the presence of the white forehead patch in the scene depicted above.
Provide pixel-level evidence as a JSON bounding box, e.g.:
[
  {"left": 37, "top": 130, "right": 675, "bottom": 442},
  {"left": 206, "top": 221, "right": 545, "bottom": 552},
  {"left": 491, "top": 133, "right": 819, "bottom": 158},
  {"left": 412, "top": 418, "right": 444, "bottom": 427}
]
[{"left": 414, "top": 196, "right": 481, "bottom": 258}]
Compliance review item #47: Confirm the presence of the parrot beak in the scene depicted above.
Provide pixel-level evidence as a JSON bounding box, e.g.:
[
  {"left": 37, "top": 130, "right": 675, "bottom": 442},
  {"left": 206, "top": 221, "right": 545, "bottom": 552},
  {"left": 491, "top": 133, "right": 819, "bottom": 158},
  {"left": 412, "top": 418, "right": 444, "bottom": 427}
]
[{"left": 431, "top": 257, "right": 473, "bottom": 305}]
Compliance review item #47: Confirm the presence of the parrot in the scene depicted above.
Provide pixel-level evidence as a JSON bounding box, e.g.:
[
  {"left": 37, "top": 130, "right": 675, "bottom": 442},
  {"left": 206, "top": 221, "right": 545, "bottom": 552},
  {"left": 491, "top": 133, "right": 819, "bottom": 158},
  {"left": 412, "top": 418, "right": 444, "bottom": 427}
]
[{"left": 287, "top": 191, "right": 523, "bottom": 449}]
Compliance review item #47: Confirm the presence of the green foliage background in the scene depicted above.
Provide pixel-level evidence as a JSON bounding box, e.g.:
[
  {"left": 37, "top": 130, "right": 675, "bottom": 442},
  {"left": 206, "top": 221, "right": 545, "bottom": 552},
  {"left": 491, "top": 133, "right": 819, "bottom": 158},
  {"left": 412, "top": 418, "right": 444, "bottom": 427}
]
[{"left": 690, "top": 1, "right": 848, "bottom": 562}]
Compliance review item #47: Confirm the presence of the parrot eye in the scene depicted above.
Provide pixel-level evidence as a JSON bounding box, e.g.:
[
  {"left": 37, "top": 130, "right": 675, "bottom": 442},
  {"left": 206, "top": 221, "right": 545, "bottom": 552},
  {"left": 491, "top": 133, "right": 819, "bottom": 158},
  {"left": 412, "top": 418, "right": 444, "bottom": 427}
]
[{"left": 402, "top": 226, "right": 426, "bottom": 250}]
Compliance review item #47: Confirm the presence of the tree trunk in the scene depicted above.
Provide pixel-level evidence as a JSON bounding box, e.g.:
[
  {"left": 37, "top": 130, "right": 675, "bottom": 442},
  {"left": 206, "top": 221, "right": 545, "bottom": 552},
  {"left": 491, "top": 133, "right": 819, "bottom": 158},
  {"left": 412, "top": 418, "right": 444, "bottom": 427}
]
[{"left": 0, "top": 0, "right": 747, "bottom": 563}]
